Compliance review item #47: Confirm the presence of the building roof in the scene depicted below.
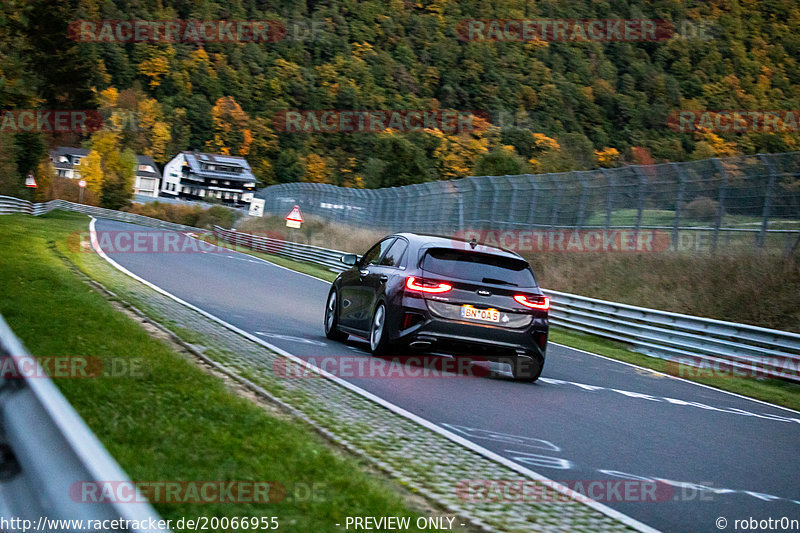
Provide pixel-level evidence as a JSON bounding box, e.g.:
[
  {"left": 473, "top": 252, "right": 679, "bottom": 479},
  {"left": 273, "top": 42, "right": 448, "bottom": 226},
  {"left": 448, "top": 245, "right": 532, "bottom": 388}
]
[
  {"left": 181, "top": 151, "right": 254, "bottom": 183},
  {"left": 135, "top": 154, "right": 161, "bottom": 178},
  {"left": 50, "top": 146, "right": 162, "bottom": 178},
  {"left": 50, "top": 146, "right": 90, "bottom": 157}
]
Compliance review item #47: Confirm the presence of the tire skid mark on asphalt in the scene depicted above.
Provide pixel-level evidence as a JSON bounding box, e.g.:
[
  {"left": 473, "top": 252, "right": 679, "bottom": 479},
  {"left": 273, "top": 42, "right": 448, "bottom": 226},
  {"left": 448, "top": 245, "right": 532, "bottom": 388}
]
[{"left": 446, "top": 423, "right": 800, "bottom": 507}]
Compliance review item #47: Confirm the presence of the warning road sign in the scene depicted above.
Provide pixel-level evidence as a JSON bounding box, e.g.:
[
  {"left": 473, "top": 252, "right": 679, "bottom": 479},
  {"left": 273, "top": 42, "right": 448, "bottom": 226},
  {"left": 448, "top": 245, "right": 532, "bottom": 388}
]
[{"left": 285, "top": 205, "right": 303, "bottom": 228}]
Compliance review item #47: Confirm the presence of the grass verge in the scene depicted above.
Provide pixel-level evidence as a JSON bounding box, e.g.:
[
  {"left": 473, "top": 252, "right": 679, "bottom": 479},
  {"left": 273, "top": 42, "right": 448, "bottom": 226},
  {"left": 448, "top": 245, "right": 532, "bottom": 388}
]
[
  {"left": 209, "top": 229, "right": 800, "bottom": 411},
  {"left": 0, "top": 212, "right": 429, "bottom": 532}
]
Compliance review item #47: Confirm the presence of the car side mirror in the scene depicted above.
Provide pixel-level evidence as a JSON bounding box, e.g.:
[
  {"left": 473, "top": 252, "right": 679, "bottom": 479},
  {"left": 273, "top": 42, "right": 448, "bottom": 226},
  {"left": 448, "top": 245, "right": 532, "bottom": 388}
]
[{"left": 340, "top": 254, "right": 359, "bottom": 266}]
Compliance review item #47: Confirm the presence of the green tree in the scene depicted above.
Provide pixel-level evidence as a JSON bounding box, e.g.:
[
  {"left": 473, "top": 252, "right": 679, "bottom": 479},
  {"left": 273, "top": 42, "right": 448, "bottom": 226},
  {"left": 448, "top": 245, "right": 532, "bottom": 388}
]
[{"left": 472, "top": 147, "right": 528, "bottom": 177}]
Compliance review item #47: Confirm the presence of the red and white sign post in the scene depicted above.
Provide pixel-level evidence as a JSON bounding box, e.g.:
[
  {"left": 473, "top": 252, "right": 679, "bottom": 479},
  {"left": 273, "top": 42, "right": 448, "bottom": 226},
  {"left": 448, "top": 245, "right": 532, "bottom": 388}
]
[
  {"left": 25, "top": 173, "right": 37, "bottom": 188},
  {"left": 285, "top": 205, "right": 303, "bottom": 228},
  {"left": 78, "top": 179, "right": 86, "bottom": 204}
]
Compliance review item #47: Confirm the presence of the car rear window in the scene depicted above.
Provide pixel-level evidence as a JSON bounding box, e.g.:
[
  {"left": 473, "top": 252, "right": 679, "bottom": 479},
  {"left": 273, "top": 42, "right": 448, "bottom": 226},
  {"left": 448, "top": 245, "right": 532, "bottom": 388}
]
[{"left": 421, "top": 248, "right": 536, "bottom": 287}]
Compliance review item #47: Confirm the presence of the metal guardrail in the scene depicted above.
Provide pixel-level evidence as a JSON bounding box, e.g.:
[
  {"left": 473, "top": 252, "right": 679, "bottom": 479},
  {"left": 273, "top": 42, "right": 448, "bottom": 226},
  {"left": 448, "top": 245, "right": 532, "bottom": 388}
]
[
  {"left": 0, "top": 196, "right": 209, "bottom": 233},
  {"left": 542, "top": 290, "right": 800, "bottom": 381},
  {"left": 213, "top": 226, "right": 800, "bottom": 382},
  {"left": 0, "top": 196, "right": 36, "bottom": 216},
  {"left": 0, "top": 314, "right": 169, "bottom": 532},
  {"left": 213, "top": 226, "right": 349, "bottom": 272}
]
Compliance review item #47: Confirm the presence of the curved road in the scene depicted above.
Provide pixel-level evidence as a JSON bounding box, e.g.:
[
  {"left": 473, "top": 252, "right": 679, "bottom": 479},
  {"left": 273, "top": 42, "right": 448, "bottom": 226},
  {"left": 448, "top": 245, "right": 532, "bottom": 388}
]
[{"left": 94, "top": 218, "right": 800, "bottom": 533}]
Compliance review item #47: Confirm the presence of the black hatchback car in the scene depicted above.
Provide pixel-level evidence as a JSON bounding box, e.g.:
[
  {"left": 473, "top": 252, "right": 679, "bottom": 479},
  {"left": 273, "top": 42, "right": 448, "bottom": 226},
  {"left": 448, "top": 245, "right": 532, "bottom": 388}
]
[{"left": 324, "top": 233, "right": 550, "bottom": 381}]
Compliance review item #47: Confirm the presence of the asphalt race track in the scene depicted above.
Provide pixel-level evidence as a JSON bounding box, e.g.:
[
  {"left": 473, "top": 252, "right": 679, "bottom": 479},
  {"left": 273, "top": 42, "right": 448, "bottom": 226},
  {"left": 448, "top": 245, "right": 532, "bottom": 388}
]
[{"left": 94, "top": 218, "right": 800, "bottom": 533}]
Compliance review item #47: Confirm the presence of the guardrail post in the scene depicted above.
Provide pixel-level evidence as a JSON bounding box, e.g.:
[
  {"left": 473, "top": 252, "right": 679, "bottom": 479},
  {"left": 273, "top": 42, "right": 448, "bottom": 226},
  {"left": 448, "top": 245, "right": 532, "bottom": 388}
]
[{"left": 757, "top": 154, "right": 777, "bottom": 252}]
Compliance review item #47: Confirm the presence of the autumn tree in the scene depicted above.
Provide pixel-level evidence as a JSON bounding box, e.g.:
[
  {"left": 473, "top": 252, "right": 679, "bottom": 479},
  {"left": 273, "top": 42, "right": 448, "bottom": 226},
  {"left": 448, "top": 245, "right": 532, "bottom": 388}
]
[{"left": 206, "top": 96, "right": 253, "bottom": 156}]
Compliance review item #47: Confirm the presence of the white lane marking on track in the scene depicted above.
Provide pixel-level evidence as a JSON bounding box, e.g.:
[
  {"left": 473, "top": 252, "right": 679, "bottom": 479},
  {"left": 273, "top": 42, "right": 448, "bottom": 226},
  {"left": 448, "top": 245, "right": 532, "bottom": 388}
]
[
  {"left": 538, "top": 377, "right": 800, "bottom": 424},
  {"left": 89, "top": 217, "right": 659, "bottom": 533},
  {"left": 548, "top": 342, "right": 800, "bottom": 415},
  {"left": 255, "top": 332, "right": 326, "bottom": 346}
]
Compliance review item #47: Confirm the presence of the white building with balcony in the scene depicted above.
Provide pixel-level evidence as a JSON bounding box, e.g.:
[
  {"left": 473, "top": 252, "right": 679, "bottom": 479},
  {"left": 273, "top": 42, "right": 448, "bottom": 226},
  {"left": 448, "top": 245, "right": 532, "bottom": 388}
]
[{"left": 160, "top": 151, "right": 255, "bottom": 206}]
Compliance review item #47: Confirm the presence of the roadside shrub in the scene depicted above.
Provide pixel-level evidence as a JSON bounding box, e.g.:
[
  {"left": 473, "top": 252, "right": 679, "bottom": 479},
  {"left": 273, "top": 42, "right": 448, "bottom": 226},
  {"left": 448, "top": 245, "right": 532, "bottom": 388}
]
[
  {"left": 684, "top": 196, "right": 719, "bottom": 222},
  {"left": 124, "top": 202, "right": 239, "bottom": 229}
]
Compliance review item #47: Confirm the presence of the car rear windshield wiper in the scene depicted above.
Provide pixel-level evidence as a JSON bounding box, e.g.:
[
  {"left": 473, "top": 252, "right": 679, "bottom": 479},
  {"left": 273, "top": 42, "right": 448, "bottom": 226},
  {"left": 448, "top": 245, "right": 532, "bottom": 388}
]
[{"left": 482, "top": 277, "right": 517, "bottom": 286}]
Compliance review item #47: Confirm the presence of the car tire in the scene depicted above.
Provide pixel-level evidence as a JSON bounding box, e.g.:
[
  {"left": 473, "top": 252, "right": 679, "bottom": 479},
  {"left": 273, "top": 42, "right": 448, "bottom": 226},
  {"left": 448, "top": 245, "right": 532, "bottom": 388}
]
[
  {"left": 324, "top": 288, "right": 348, "bottom": 341},
  {"left": 510, "top": 354, "right": 543, "bottom": 382},
  {"left": 369, "top": 302, "right": 392, "bottom": 356}
]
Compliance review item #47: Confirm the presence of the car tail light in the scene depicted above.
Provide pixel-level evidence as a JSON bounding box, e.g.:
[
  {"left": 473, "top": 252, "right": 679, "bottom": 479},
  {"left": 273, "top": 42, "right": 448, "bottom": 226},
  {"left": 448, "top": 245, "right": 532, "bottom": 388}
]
[
  {"left": 514, "top": 294, "right": 550, "bottom": 310},
  {"left": 406, "top": 276, "right": 452, "bottom": 294}
]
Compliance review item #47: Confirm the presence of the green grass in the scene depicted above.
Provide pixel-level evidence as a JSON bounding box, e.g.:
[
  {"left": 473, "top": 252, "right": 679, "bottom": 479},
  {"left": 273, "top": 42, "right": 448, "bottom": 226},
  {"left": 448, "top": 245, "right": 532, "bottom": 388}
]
[
  {"left": 0, "top": 212, "right": 427, "bottom": 532},
  {"left": 209, "top": 229, "right": 800, "bottom": 411},
  {"left": 584, "top": 208, "right": 800, "bottom": 229}
]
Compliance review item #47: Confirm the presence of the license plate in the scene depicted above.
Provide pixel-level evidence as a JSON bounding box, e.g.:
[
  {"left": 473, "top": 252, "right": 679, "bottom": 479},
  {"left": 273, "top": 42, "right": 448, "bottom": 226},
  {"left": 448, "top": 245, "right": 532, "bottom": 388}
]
[{"left": 460, "top": 305, "right": 500, "bottom": 323}]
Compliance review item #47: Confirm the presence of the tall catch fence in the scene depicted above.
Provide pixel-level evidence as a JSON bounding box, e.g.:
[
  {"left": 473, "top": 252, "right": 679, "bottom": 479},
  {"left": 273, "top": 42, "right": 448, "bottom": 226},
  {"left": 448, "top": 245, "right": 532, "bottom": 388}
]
[{"left": 256, "top": 152, "right": 800, "bottom": 255}]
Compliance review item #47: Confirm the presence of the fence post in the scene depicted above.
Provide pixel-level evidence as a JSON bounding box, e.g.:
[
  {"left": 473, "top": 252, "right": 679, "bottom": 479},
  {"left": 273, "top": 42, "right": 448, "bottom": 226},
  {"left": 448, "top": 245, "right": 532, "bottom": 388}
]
[
  {"left": 508, "top": 178, "right": 521, "bottom": 229},
  {"left": 711, "top": 158, "right": 729, "bottom": 253},
  {"left": 527, "top": 175, "right": 539, "bottom": 227},
  {"left": 632, "top": 167, "right": 647, "bottom": 234},
  {"left": 575, "top": 172, "right": 589, "bottom": 230},
  {"left": 488, "top": 176, "right": 500, "bottom": 229},
  {"left": 757, "top": 154, "right": 777, "bottom": 252},
  {"left": 549, "top": 174, "right": 562, "bottom": 229},
  {"left": 671, "top": 163, "right": 687, "bottom": 252},
  {"left": 600, "top": 168, "right": 614, "bottom": 230}
]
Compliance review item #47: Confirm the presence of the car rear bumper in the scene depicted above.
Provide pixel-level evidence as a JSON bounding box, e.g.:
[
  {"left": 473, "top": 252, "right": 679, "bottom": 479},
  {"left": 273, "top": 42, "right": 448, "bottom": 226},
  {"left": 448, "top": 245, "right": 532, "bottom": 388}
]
[{"left": 391, "top": 298, "right": 548, "bottom": 361}]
